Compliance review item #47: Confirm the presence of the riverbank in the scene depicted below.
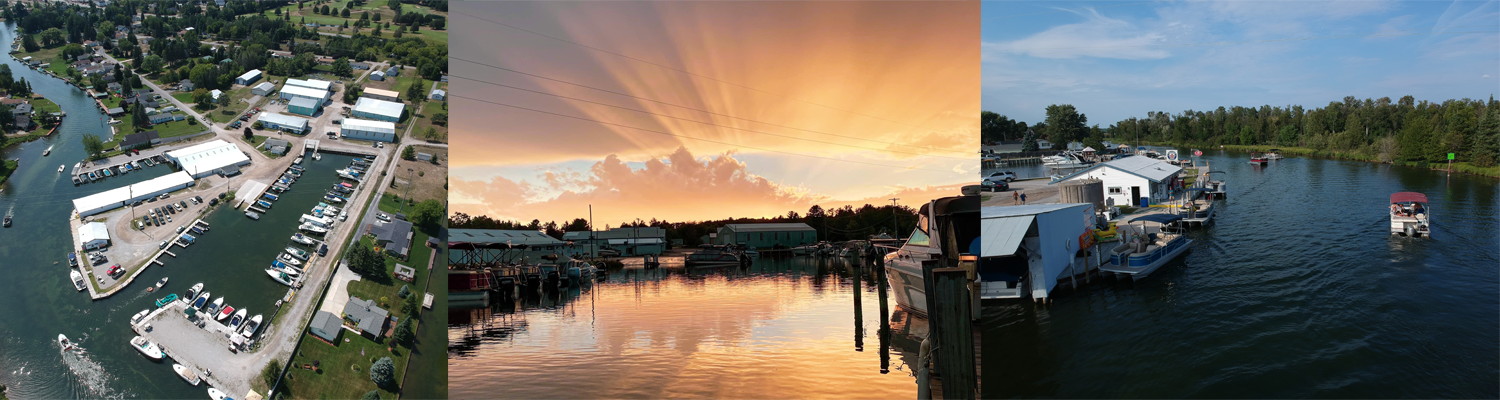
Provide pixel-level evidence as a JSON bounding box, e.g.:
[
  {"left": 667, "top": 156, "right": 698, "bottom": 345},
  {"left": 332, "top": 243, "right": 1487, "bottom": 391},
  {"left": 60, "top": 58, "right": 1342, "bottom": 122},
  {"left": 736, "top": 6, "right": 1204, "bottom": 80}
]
[{"left": 1139, "top": 141, "right": 1500, "bottom": 178}]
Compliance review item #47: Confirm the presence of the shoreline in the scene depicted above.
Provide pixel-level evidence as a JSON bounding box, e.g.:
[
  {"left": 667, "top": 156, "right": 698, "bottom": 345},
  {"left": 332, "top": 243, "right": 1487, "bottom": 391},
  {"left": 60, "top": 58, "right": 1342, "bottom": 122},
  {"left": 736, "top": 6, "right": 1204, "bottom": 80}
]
[{"left": 1136, "top": 141, "right": 1500, "bottom": 179}]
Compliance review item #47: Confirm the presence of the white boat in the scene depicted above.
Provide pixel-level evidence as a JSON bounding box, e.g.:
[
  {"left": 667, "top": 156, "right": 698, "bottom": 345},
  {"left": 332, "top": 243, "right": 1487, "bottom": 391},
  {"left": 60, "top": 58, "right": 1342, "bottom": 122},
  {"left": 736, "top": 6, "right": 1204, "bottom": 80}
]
[
  {"left": 193, "top": 291, "right": 211, "bottom": 309},
  {"left": 266, "top": 268, "right": 295, "bottom": 286},
  {"left": 208, "top": 388, "right": 231, "bottom": 400},
  {"left": 187, "top": 282, "right": 203, "bottom": 299},
  {"left": 684, "top": 245, "right": 743, "bottom": 267},
  {"left": 58, "top": 164, "right": 64, "bottom": 172},
  {"left": 216, "top": 304, "right": 234, "bottom": 321},
  {"left": 884, "top": 195, "right": 980, "bottom": 317},
  {"left": 1041, "top": 150, "right": 1092, "bottom": 167},
  {"left": 58, "top": 334, "right": 74, "bottom": 351},
  {"left": 277, "top": 253, "right": 303, "bottom": 267},
  {"left": 1390, "top": 192, "right": 1432, "bottom": 238},
  {"left": 240, "top": 314, "right": 263, "bottom": 338},
  {"left": 228, "top": 308, "right": 248, "bottom": 330},
  {"left": 1100, "top": 214, "right": 1194, "bottom": 281},
  {"left": 298, "top": 223, "right": 327, "bottom": 234},
  {"left": 284, "top": 246, "right": 310, "bottom": 260},
  {"left": 71, "top": 270, "right": 86, "bottom": 291},
  {"left": 156, "top": 277, "right": 168, "bottom": 289},
  {"left": 208, "top": 297, "right": 224, "bottom": 314},
  {"left": 1266, "top": 149, "right": 1285, "bottom": 160},
  {"left": 131, "top": 309, "right": 150, "bottom": 325},
  {"left": 129, "top": 336, "right": 164, "bottom": 361},
  {"left": 290, "top": 233, "right": 315, "bottom": 245},
  {"left": 274, "top": 265, "right": 302, "bottom": 279},
  {"left": 172, "top": 364, "right": 201, "bottom": 386}
]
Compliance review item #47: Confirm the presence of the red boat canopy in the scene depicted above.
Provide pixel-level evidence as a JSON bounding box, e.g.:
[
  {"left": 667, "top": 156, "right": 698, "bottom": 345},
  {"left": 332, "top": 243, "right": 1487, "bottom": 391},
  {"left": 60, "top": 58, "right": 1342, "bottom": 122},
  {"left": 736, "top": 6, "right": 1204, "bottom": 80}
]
[{"left": 1391, "top": 192, "right": 1428, "bottom": 204}]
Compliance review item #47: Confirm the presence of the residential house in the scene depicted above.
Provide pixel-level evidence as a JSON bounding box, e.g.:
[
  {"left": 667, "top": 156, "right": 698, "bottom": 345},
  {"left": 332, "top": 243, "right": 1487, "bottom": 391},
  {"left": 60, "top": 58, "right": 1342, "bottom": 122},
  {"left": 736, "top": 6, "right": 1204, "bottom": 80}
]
[
  {"left": 120, "top": 130, "right": 159, "bottom": 150},
  {"left": 177, "top": 79, "right": 194, "bottom": 92},
  {"left": 106, "top": 82, "right": 122, "bottom": 93},
  {"left": 342, "top": 297, "right": 390, "bottom": 339},
  {"left": 384, "top": 65, "right": 400, "bottom": 76},
  {"left": 308, "top": 311, "right": 342, "bottom": 344},
  {"left": 429, "top": 89, "right": 445, "bottom": 101},
  {"left": 13, "top": 117, "right": 32, "bottom": 130},
  {"left": 12, "top": 103, "right": 32, "bottom": 117},
  {"left": 210, "top": 89, "right": 222, "bottom": 101},
  {"left": 369, "top": 70, "right": 385, "bottom": 81},
  {"left": 350, "top": 62, "right": 370, "bottom": 70},
  {"left": 368, "top": 219, "right": 414, "bottom": 259}
]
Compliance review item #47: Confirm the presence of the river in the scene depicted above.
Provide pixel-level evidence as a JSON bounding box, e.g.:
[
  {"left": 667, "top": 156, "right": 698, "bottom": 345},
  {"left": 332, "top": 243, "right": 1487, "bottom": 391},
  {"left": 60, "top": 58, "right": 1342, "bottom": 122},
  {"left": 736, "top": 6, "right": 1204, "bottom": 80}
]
[
  {"left": 448, "top": 258, "right": 931, "bottom": 399},
  {"left": 0, "top": 21, "right": 366, "bottom": 398},
  {"left": 980, "top": 147, "right": 1499, "bottom": 398}
]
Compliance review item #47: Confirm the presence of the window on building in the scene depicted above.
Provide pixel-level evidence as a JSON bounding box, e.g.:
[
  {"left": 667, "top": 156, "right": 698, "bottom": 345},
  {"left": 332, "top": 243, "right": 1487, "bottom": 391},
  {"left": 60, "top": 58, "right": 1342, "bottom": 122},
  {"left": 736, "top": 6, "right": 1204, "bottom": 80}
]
[{"left": 1108, "top": 187, "right": 1122, "bottom": 195}]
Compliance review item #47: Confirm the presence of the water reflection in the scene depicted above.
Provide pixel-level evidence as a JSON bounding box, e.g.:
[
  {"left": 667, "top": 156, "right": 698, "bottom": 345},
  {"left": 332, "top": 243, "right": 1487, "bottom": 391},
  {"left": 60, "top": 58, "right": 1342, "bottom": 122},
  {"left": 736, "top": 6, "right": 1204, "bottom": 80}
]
[{"left": 448, "top": 257, "right": 930, "bottom": 399}]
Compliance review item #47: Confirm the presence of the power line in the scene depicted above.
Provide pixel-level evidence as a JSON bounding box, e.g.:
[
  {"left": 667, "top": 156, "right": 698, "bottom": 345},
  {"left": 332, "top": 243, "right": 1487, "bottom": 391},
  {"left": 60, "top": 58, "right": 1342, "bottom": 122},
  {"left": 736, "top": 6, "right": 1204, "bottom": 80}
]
[
  {"left": 453, "top": 12, "right": 958, "bottom": 136},
  {"left": 998, "top": 25, "right": 1499, "bottom": 53},
  {"left": 452, "top": 94, "right": 966, "bottom": 175},
  {"left": 448, "top": 75, "right": 973, "bottom": 160},
  {"left": 450, "top": 57, "right": 972, "bottom": 155}
]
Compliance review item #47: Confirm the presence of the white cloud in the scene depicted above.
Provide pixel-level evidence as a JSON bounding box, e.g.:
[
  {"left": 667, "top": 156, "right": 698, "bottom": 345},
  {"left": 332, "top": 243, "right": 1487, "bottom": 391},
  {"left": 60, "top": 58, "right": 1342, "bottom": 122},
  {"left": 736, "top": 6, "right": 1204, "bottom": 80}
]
[{"left": 984, "top": 11, "right": 1170, "bottom": 60}]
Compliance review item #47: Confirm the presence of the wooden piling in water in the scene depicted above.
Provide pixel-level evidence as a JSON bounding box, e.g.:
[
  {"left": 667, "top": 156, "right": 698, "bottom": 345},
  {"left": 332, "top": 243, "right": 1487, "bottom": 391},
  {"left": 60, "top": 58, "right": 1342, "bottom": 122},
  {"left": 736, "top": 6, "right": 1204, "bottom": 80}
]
[{"left": 922, "top": 260, "right": 977, "bottom": 400}]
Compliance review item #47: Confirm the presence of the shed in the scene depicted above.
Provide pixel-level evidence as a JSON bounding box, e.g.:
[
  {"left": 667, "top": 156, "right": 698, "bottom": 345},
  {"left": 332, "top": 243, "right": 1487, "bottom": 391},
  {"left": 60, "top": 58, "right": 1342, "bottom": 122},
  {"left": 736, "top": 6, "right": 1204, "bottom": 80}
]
[
  {"left": 308, "top": 310, "right": 342, "bottom": 343},
  {"left": 429, "top": 89, "right": 445, "bottom": 100},
  {"left": 980, "top": 203, "right": 1095, "bottom": 301},
  {"left": 369, "top": 70, "right": 385, "bottom": 81}
]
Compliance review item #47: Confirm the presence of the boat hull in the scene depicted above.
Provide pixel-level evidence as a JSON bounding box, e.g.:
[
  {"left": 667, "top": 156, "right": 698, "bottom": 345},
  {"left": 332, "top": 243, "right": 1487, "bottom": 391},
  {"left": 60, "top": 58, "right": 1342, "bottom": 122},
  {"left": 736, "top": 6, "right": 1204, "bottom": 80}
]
[
  {"left": 1101, "top": 238, "right": 1193, "bottom": 281},
  {"left": 884, "top": 258, "right": 929, "bottom": 317}
]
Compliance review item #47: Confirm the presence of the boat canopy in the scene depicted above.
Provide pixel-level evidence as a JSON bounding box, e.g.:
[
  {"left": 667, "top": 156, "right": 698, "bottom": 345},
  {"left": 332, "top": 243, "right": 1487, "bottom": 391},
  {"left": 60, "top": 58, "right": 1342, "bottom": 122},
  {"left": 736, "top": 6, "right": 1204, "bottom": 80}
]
[
  {"left": 1391, "top": 192, "right": 1428, "bottom": 204},
  {"left": 1130, "top": 213, "right": 1184, "bottom": 225},
  {"left": 980, "top": 215, "right": 1034, "bottom": 258}
]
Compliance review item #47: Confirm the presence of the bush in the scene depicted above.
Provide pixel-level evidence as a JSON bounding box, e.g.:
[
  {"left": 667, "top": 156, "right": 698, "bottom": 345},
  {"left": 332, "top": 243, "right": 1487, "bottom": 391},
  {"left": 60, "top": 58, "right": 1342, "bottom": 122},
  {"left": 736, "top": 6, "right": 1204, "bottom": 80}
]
[
  {"left": 369, "top": 357, "right": 395, "bottom": 388},
  {"left": 397, "top": 285, "right": 410, "bottom": 298},
  {"left": 360, "top": 390, "right": 381, "bottom": 400},
  {"left": 262, "top": 359, "right": 282, "bottom": 391}
]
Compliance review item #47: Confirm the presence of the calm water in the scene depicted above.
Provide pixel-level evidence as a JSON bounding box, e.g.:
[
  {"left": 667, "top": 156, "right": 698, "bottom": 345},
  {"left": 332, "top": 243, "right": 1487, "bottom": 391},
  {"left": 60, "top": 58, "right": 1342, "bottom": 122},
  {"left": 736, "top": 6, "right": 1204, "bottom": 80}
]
[
  {"left": 448, "top": 258, "right": 932, "bottom": 399},
  {"left": 981, "top": 148, "right": 1500, "bottom": 398},
  {"left": 0, "top": 22, "right": 370, "bottom": 396}
]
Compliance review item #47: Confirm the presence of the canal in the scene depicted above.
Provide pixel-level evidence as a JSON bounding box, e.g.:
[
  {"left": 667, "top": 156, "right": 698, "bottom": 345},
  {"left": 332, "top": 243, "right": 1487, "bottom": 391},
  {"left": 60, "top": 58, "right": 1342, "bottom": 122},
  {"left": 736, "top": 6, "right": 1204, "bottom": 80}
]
[
  {"left": 0, "top": 19, "right": 367, "bottom": 396},
  {"left": 980, "top": 148, "right": 1499, "bottom": 398},
  {"left": 448, "top": 258, "right": 929, "bottom": 398}
]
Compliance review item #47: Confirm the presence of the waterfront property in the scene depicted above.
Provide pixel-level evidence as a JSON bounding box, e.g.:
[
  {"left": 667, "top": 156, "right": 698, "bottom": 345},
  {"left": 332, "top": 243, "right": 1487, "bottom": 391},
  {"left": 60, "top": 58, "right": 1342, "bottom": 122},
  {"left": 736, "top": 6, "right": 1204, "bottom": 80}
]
[
  {"left": 78, "top": 221, "right": 111, "bottom": 250},
  {"left": 338, "top": 118, "right": 397, "bottom": 142},
  {"left": 342, "top": 297, "right": 391, "bottom": 339},
  {"left": 361, "top": 88, "right": 400, "bottom": 102},
  {"left": 1050, "top": 156, "right": 1183, "bottom": 207},
  {"left": 257, "top": 113, "right": 310, "bottom": 134},
  {"left": 561, "top": 226, "right": 667, "bottom": 256},
  {"left": 120, "top": 130, "right": 160, "bottom": 150},
  {"left": 351, "top": 98, "right": 404, "bottom": 122},
  {"left": 164, "top": 140, "right": 252, "bottom": 178},
  {"left": 367, "top": 218, "right": 414, "bottom": 259},
  {"left": 715, "top": 223, "right": 818, "bottom": 248},
  {"left": 308, "top": 310, "right": 343, "bottom": 344},
  {"left": 980, "top": 203, "right": 1096, "bottom": 301},
  {"left": 449, "top": 229, "right": 582, "bottom": 263},
  {"left": 72, "top": 171, "right": 195, "bottom": 217}
]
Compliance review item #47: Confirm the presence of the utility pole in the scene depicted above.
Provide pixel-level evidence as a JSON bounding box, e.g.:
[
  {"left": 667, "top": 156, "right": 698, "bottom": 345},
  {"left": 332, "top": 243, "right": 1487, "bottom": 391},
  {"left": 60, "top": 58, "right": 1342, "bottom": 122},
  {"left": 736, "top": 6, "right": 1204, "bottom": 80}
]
[
  {"left": 889, "top": 198, "right": 900, "bottom": 238},
  {"left": 398, "top": 167, "right": 412, "bottom": 213}
]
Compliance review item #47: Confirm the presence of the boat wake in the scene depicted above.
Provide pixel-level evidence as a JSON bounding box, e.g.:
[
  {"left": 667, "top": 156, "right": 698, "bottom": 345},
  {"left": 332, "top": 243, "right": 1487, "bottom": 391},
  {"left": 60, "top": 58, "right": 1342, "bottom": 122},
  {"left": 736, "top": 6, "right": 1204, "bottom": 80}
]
[{"left": 58, "top": 335, "right": 128, "bottom": 399}]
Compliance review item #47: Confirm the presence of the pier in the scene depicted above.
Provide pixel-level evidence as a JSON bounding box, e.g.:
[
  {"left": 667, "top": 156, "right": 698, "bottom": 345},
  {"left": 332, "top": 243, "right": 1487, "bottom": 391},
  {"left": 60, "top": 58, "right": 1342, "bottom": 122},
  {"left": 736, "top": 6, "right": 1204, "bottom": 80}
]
[
  {"left": 233, "top": 180, "right": 270, "bottom": 209},
  {"left": 74, "top": 217, "right": 210, "bottom": 300},
  {"left": 133, "top": 300, "right": 254, "bottom": 397}
]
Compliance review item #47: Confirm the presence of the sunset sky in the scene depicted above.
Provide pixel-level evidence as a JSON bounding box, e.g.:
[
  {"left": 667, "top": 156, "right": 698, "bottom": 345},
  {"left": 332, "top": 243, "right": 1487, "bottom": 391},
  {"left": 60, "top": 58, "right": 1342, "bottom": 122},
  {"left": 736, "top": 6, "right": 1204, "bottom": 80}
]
[{"left": 450, "top": 1, "right": 978, "bottom": 225}]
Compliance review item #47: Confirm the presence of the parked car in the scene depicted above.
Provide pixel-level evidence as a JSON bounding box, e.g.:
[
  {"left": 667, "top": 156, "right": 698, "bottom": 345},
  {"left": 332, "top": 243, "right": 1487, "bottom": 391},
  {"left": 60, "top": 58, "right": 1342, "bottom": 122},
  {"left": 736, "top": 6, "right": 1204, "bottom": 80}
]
[
  {"left": 107, "top": 264, "right": 123, "bottom": 276},
  {"left": 180, "top": 200, "right": 188, "bottom": 209},
  {"left": 159, "top": 240, "right": 169, "bottom": 249},
  {"left": 984, "top": 171, "right": 1017, "bottom": 183},
  {"left": 981, "top": 180, "right": 1008, "bottom": 192},
  {"left": 317, "top": 244, "right": 328, "bottom": 257},
  {"left": 376, "top": 213, "right": 390, "bottom": 222}
]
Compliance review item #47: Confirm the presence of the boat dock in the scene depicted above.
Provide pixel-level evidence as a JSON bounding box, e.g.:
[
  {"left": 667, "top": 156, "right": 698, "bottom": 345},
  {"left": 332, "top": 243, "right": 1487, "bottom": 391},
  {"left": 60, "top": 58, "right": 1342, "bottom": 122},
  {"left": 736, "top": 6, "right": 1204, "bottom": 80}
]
[
  {"left": 133, "top": 300, "right": 254, "bottom": 398},
  {"left": 234, "top": 180, "right": 270, "bottom": 210},
  {"left": 76, "top": 217, "right": 209, "bottom": 300}
]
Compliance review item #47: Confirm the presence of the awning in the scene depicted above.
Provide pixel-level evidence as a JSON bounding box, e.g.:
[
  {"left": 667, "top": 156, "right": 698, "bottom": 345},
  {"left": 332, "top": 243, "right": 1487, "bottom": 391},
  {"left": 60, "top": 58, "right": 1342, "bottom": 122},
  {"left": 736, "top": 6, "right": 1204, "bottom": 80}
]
[
  {"left": 980, "top": 215, "right": 1034, "bottom": 257},
  {"left": 1391, "top": 192, "right": 1427, "bottom": 204}
]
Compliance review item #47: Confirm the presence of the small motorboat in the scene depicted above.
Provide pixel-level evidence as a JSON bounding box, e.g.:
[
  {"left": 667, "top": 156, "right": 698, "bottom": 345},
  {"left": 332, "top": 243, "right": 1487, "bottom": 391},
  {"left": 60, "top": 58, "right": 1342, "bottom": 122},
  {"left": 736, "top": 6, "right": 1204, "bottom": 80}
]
[
  {"left": 284, "top": 247, "right": 310, "bottom": 260},
  {"left": 266, "top": 269, "right": 295, "bottom": 286},
  {"left": 58, "top": 334, "right": 75, "bottom": 351},
  {"left": 186, "top": 282, "right": 204, "bottom": 300},
  {"left": 291, "top": 234, "right": 315, "bottom": 245},
  {"left": 262, "top": 193, "right": 279, "bottom": 201},
  {"left": 43, "top": 145, "right": 52, "bottom": 156},
  {"left": 156, "top": 277, "right": 168, "bottom": 289},
  {"left": 208, "top": 387, "right": 231, "bottom": 400},
  {"left": 1249, "top": 153, "right": 1268, "bottom": 164},
  {"left": 298, "top": 223, "right": 327, "bottom": 234},
  {"left": 194, "top": 292, "right": 211, "bottom": 309},
  {"left": 131, "top": 309, "right": 151, "bottom": 325},
  {"left": 155, "top": 293, "right": 178, "bottom": 307},
  {"left": 2, "top": 215, "right": 10, "bottom": 228},
  {"left": 172, "top": 364, "right": 201, "bottom": 386},
  {"left": 277, "top": 253, "right": 303, "bottom": 267},
  {"left": 245, "top": 212, "right": 260, "bottom": 220},
  {"left": 1266, "top": 149, "right": 1285, "bottom": 160},
  {"left": 216, "top": 304, "right": 234, "bottom": 321},
  {"left": 240, "top": 314, "right": 263, "bottom": 338},
  {"left": 57, "top": 164, "right": 64, "bottom": 172},
  {"left": 256, "top": 200, "right": 273, "bottom": 209},
  {"left": 228, "top": 308, "right": 248, "bottom": 330},
  {"left": 129, "top": 336, "right": 164, "bottom": 361},
  {"left": 1390, "top": 192, "right": 1432, "bottom": 238},
  {"left": 71, "top": 270, "right": 86, "bottom": 291},
  {"left": 207, "top": 297, "right": 224, "bottom": 314},
  {"left": 273, "top": 265, "right": 302, "bottom": 279}
]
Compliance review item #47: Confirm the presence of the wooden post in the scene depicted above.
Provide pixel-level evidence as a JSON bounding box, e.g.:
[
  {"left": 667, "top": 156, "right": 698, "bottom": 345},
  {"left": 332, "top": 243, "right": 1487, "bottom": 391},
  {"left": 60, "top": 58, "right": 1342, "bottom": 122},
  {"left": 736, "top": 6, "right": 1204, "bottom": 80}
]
[{"left": 929, "top": 267, "right": 977, "bottom": 400}]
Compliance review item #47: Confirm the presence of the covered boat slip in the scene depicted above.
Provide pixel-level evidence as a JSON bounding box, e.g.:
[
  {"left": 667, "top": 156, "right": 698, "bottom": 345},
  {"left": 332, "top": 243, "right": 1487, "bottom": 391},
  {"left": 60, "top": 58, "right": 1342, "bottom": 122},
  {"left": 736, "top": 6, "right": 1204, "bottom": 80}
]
[{"left": 980, "top": 203, "right": 1096, "bottom": 301}]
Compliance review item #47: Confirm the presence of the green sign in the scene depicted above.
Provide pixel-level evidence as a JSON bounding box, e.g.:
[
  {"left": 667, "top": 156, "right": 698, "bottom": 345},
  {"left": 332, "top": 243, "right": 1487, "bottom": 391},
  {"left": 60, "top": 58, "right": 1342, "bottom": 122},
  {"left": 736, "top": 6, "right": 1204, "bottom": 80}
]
[{"left": 1448, "top": 153, "right": 1455, "bottom": 160}]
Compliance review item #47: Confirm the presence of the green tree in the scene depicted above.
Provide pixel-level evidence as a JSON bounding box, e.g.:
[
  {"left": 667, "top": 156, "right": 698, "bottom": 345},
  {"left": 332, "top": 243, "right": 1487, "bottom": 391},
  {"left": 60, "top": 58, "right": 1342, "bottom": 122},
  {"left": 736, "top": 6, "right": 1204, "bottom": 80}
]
[
  {"left": 409, "top": 199, "right": 443, "bottom": 231},
  {"left": 331, "top": 57, "right": 352, "bottom": 77},
  {"left": 369, "top": 357, "right": 395, "bottom": 388},
  {"left": 20, "top": 34, "right": 37, "bottom": 52},
  {"left": 360, "top": 391, "right": 380, "bottom": 400},
  {"left": 340, "top": 7, "right": 350, "bottom": 17},
  {"left": 401, "top": 146, "right": 415, "bottom": 160},
  {"left": 1042, "top": 104, "right": 1088, "bottom": 148},
  {"left": 262, "top": 359, "right": 281, "bottom": 392},
  {"left": 343, "top": 83, "right": 362, "bottom": 103},
  {"left": 431, "top": 112, "right": 446, "bottom": 126},
  {"left": 81, "top": 133, "right": 105, "bottom": 158},
  {"left": 39, "top": 27, "right": 65, "bottom": 47},
  {"left": 1021, "top": 130, "right": 1038, "bottom": 152},
  {"left": 140, "top": 55, "right": 164, "bottom": 73},
  {"left": 244, "top": 127, "right": 254, "bottom": 140},
  {"left": 131, "top": 102, "right": 148, "bottom": 127},
  {"left": 1474, "top": 100, "right": 1500, "bottom": 167},
  {"left": 404, "top": 77, "right": 424, "bottom": 105},
  {"left": 392, "top": 317, "right": 414, "bottom": 345},
  {"left": 347, "top": 243, "right": 385, "bottom": 277}
]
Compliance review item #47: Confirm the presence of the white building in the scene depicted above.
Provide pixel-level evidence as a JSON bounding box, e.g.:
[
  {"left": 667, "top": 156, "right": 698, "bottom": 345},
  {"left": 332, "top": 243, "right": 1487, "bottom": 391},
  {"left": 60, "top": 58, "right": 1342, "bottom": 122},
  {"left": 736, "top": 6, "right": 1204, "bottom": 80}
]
[
  {"left": 351, "top": 97, "right": 404, "bottom": 122},
  {"left": 257, "top": 113, "right": 310, "bottom": 134},
  {"left": 362, "top": 88, "right": 400, "bottom": 102},
  {"left": 369, "top": 70, "right": 385, "bottom": 81},
  {"left": 251, "top": 82, "right": 275, "bottom": 96},
  {"left": 72, "top": 171, "right": 195, "bottom": 217},
  {"left": 164, "top": 139, "right": 253, "bottom": 178},
  {"left": 210, "top": 89, "right": 223, "bottom": 100},
  {"left": 285, "top": 78, "right": 332, "bottom": 92},
  {"left": 235, "top": 69, "right": 262, "bottom": 85},
  {"left": 429, "top": 88, "right": 445, "bottom": 100},
  {"left": 1049, "top": 155, "right": 1183, "bottom": 207},
  {"left": 981, "top": 203, "right": 1096, "bottom": 301},
  {"left": 78, "top": 222, "right": 111, "bottom": 250},
  {"left": 278, "top": 85, "right": 329, "bottom": 102},
  {"left": 339, "top": 118, "right": 397, "bottom": 142}
]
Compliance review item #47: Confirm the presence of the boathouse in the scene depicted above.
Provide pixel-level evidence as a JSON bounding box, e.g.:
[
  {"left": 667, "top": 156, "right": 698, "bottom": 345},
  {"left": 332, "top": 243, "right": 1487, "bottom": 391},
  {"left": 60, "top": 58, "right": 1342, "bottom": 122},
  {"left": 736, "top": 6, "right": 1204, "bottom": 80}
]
[
  {"left": 72, "top": 171, "right": 195, "bottom": 217},
  {"left": 561, "top": 227, "right": 667, "bottom": 256},
  {"left": 450, "top": 229, "right": 581, "bottom": 263},
  {"left": 1050, "top": 156, "right": 1183, "bottom": 207},
  {"left": 78, "top": 222, "right": 111, "bottom": 250},
  {"left": 715, "top": 223, "right": 817, "bottom": 248},
  {"left": 351, "top": 98, "right": 404, "bottom": 122},
  {"left": 980, "top": 203, "right": 1096, "bottom": 301},
  {"left": 164, "top": 140, "right": 253, "bottom": 178},
  {"left": 339, "top": 118, "right": 397, "bottom": 142}
]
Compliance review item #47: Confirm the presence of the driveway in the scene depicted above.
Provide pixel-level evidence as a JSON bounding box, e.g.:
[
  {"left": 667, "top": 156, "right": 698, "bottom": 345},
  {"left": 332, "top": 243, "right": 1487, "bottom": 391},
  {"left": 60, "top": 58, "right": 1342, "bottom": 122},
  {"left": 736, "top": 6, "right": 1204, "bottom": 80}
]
[{"left": 319, "top": 261, "right": 361, "bottom": 315}]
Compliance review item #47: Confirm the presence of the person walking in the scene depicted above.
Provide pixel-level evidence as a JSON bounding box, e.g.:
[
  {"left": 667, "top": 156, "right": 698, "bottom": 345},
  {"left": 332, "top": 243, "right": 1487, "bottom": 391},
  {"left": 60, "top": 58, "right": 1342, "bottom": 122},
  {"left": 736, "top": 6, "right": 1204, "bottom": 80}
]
[
  {"left": 1013, "top": 191, "right": 1019, "bottom": 205},
  {"left": 1020, "top": 191, "right": 1027, "bottom": 205}
]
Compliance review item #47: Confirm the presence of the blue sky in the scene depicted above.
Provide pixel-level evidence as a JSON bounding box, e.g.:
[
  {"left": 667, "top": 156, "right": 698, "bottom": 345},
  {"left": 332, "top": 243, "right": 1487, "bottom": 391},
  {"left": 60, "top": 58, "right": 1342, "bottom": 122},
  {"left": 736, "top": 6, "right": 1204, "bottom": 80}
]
[{"left": 982, "top": 0, "right": 1500, "bottom": 126}]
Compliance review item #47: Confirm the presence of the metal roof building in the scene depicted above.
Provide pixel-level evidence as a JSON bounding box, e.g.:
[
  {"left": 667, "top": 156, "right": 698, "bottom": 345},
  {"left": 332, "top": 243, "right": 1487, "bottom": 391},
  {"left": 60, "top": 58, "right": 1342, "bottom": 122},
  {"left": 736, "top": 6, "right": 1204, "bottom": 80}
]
[
  {"left": 78, "top": 222, "right": 111, "bottom": 250},
  {"left": 449, "top": 229, "right": 582, "bottom": 264},
  {"left": 278, "top": 85, "right": 328, "bottom": 102},
  {"left": 285, "top": 78, "right": 332, "bottom": 92},
  {"left": 351, "top": 98, "right": 404, "bottom": 122},
  {"left": 981, "top": 203, "right": 1095, "bottom": 301},
  {"left": 257, "top": 112, "right": 310, "bottom": 134},
  {"left": 72, "top": 171, "right": 195, "bottom": 217},
  {"left": 361, "top": 88, "right": 400, "bottom": 102},
  {"left": 1050, "top": 156, "right": 1183, "bottom": 207},
  {"left": 234, "top": 69, "right": 261, "bottom": 85},
  {"left": 339, "top": 118, "right": 397, "bottom": 142},
  {"left": 716, "top": 223, "right": 817, "bottom": 248},
  {"left": 164, "top": 139, "right": 252, "bottom": 178}
]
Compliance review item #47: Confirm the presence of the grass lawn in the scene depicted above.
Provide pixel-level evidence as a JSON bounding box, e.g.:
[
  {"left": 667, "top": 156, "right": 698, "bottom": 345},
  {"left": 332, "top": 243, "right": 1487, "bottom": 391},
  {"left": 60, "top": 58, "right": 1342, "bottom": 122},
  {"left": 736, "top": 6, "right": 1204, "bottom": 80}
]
[
  {"left": 408, "top": 101, "right": 446, "bottom": 143},
  {"left": 387, "top": 148, "right": 445, "bottom": 204},
  {"left": 16, "top": 45, "right": 65, "bottom": 65},
  {"left": 30, "top": 97, "right": 62, "bottom": 114},
  {"left": 46, "top": 60, "right": 71, "bottom": 77},
  {"left": 104, "top": 94, "right": 208, "bottom": 140},
  {"left": 0, "top": 159, "right": 17, "bottom": 186}
]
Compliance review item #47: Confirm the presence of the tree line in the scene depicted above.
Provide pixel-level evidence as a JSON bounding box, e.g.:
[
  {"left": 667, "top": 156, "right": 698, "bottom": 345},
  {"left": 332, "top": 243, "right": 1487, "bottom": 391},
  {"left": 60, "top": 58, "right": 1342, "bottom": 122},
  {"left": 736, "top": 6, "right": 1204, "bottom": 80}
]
[
  {"left": 449, "top": 203, "right": 918, "bottom": 247},
  {"left": 984, "top": 95, "right": 1500, "bottom": 167}
]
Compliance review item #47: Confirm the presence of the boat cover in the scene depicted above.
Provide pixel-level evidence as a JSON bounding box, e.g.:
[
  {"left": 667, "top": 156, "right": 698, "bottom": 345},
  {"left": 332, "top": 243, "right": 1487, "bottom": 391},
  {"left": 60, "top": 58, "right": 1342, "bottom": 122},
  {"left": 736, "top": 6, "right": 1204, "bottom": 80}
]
[
  {"left": 1391, "top": 192, "right": 1428, "bottom": 204},
  {"left": 980, "top": 216, "right": 1034, "bottom": 257}
]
